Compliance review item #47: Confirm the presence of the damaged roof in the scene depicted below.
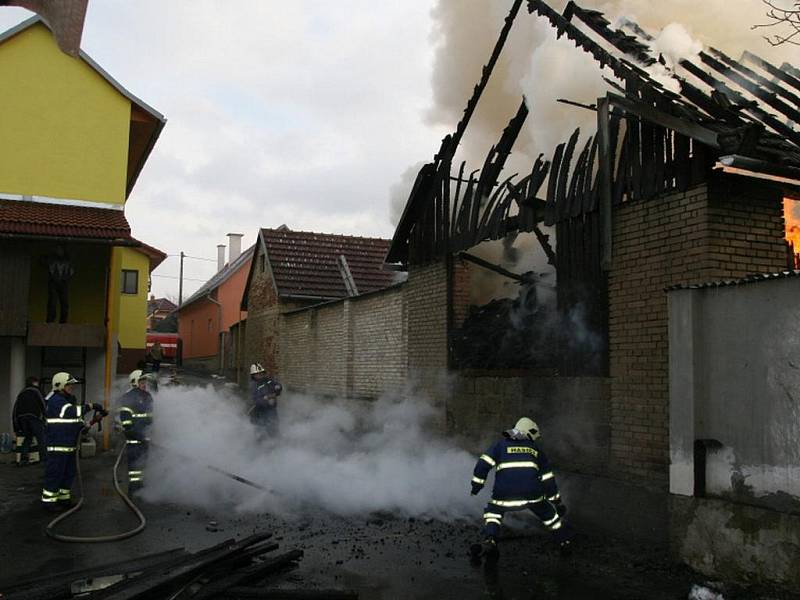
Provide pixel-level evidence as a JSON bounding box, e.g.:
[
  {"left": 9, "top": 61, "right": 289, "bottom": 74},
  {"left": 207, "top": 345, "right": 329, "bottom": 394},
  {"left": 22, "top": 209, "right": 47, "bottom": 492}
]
[
  {"left": 666, "top": 270, "right": 800, "bottom": 291},
  {"left": 529, "top": 0, "right": 800, "bottom": 169},
  {"left": 242, "top": 228, "right": 394, "bottom": 308},
  {"left": 0, "top": 198, "right": 131, "bottom": 241}
]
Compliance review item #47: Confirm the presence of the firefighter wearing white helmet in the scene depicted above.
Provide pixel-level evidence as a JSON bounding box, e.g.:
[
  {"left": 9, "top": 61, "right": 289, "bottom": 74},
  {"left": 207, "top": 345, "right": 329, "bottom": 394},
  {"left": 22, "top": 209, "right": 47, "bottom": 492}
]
[
  {"left": 469, "top": 416, "right": 571, "bottom": 563},
  {"left": 41, "top": 372, "right": 106, "bottom": 511},
  {"left": 250, "top": 363, "right": 282, "bottom": 436},
  {"left": 117, "top": 369, "right": 154, "bottom": 493}
]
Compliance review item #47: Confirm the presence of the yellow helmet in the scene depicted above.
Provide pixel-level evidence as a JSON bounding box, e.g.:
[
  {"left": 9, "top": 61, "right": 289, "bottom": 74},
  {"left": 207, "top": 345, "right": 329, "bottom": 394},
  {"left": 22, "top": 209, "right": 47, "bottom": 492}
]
[
  {"left": 129, "top": 369, "right": 145, "bottom": 386},
  {"left": 52, "top": 372, "right": 78, "bottom": 391},
  {"left": 514, "top": 417, "right": 540, "bottom": 441}
]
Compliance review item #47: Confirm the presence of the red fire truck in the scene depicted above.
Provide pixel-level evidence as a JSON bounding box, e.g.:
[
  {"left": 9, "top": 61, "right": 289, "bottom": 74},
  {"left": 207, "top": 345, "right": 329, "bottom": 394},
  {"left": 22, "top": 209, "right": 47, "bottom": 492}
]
[{"left": 146, "top": 332, "right": 181, "bottom": 362}]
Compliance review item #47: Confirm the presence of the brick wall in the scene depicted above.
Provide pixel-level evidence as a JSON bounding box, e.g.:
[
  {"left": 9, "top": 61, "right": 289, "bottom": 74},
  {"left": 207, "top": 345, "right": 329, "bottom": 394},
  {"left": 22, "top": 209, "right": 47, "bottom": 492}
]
[
  {"left": 278, "top": 284, "right": 407, "bottom": 398},
  {"left": 448, "top": 374, "right": 610, "bottom": 474},
  {"left": 243, "top": 243, "right": 281, "bottom": 379},
  {"left": 608, "top": 175, "right": 785, "bottom": 486}
]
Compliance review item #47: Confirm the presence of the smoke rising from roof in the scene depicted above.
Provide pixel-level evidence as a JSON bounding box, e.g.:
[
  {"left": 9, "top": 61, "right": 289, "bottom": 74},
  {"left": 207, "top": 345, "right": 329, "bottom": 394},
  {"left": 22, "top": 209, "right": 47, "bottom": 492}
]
[{"left": 141, "top": 385, "right": 483, "bottom": 520}]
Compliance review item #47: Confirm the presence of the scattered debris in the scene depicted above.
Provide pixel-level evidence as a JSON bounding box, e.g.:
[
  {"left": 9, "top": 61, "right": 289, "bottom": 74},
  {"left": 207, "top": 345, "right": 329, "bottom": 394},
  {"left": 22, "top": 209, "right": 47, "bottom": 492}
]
[
  {"left": 0, "top": 532, "right": 357, "bottom": 600},
  {"left": 689, "top": 583, "right": 725, "bottom": 600}
]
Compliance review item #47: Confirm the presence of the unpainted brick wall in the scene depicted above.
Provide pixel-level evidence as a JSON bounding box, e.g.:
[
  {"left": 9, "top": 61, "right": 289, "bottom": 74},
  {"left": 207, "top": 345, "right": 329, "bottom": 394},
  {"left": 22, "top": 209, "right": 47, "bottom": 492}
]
[
  {"left": 243, "top": 243, "right": 281, "bottom": 378},
  {"left": 608, "top": 176, "right": 785, "bottom": 486},
  {"left": 278, "top": 284, "right": 407, "bottom": 398}
]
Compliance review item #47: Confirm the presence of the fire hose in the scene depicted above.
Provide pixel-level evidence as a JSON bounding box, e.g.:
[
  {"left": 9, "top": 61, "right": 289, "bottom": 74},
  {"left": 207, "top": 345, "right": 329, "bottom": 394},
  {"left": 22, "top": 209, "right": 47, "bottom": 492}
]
[
  {"left": 45, "top": 413, "right": 271, "bottom": 542},
  {"left": 45, "top": 411, "right": 146, "bottom": 543}
]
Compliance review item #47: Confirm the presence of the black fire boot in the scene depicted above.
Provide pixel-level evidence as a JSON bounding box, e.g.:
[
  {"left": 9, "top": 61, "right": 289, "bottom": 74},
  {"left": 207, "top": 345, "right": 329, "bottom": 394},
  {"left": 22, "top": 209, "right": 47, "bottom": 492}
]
[
  {"left": 470, "top": 537, "right": 499, "bottom": 565},
  {"left": 559, "top": 539, "right": 573, "bottom": 557}
]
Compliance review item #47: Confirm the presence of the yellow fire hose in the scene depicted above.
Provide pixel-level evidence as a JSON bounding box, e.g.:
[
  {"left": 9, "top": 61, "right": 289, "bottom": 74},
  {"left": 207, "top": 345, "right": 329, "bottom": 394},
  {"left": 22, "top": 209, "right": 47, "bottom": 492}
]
[{"left": 45, "top": 439, "right": 146, "bottom": 543}]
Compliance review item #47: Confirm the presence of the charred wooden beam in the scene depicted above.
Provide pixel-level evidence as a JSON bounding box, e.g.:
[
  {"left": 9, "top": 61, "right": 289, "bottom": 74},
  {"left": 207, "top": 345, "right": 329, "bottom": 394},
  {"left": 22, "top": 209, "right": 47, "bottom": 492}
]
[
  {"left": 711, "top": 48, "right": 800, "bottom": 110},
  {"left": 532, "top": 224, "right": 557, "bottom": 266},
  {"left": 191, "top": 550, "right": 304, "bottom": 600},
  {"left": 447, "top": 0, "right": 524, "bottom": 156},
  {"left": 741, "top": 51, "right": 800, "bottom": 96},
  {"left": 459, "top": 252, "right": 523, "bottom": 281}
]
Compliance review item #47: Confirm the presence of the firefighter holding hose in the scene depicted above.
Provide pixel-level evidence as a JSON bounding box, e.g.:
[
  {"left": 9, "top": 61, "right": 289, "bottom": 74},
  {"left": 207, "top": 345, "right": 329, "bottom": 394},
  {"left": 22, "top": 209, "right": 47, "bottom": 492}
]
[
  {"left": 249, "top": 363, "right": 282, "bottom": 437},
  {"left": 41, "top": 372, "right": 107, "bottom": 512},
  {"left": 118, "top": 370, "right": 154, "bottom": 493},
  {"left": 469, "top": 417, "right": 572, "bottom": 562}
]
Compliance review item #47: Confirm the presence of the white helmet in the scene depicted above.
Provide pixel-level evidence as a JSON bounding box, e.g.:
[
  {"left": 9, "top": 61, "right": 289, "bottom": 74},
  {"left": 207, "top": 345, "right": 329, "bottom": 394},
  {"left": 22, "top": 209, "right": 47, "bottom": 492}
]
[
  {"left": 129, "top": 369, "right": 145, "bottom": 386},
  {"left": 514, "top": 417, "right": 540, "bottom": 441},
  {"left": 52, "top": 372, "right": 78, "bottom": 391},
  {"left": 250, "top": 363, "right": 265, "bottom": 375}
]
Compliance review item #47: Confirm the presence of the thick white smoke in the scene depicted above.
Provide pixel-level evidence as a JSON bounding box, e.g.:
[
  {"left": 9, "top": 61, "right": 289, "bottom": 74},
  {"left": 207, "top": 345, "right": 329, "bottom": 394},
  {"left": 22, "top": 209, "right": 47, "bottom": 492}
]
[{"left": 141, "top": 384, "right": 485, "bottom": 520}]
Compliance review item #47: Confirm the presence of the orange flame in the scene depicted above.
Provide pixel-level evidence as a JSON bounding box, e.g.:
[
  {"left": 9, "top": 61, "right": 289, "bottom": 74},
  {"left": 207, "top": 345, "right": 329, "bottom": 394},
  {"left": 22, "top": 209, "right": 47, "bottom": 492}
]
[{"left": 784, "top": 198, "right": 800, "bottom": 269}]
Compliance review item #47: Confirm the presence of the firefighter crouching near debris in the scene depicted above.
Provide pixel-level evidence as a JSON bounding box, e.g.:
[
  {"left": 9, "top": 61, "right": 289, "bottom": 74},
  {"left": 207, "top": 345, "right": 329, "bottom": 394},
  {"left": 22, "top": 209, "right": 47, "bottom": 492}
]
[
  {"left": 470, "top": 417, "right": 571, "bottom": 561},
  {"left": 118, "top": 370, "right": 154, "bottom": 492},
  {"left": 249, "top": 363, "right": 282, "bottom": 436},
  {"left": 41, "top": 372, "right": 107, "bottom": 511}
]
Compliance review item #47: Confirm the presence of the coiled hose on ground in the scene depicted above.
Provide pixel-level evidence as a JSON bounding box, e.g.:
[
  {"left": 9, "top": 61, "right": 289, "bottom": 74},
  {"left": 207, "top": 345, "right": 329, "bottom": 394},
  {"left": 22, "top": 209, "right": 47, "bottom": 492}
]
[{"left": 45, "top": 439, "right": 146, "bottom": 543}]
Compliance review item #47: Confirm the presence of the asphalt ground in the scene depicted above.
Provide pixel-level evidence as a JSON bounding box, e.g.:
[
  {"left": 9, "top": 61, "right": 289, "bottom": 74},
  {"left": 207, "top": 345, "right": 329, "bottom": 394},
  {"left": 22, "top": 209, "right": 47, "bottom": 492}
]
[{"left": 3, "top": 444, "right": 800, "bottom": 599}]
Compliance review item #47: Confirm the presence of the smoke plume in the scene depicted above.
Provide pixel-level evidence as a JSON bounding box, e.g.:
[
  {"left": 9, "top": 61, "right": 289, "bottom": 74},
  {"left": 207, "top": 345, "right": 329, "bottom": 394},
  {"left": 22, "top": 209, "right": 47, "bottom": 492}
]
[{"left": 141, "top": 384, "right": 484, "bottom": 520}]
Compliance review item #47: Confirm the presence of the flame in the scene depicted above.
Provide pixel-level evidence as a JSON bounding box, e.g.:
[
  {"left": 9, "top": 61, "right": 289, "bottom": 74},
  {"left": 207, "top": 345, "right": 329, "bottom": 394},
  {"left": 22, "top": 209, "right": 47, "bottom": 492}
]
[{"left": 784, "top": 198, "right": 800, "bottom": 269}]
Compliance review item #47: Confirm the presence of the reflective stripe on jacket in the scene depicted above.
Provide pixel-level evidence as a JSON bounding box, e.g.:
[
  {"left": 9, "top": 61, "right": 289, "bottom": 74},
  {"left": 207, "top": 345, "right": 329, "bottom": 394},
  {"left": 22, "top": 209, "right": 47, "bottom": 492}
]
[{"left": 472, "top": 437, "right": 559, "bottom": 502}]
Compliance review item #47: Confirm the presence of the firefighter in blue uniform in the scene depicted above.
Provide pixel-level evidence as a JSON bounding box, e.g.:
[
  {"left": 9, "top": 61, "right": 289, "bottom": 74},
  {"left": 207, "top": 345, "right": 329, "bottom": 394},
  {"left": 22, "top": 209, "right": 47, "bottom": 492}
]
[
  {"left": 470, "top": 417, "right": 571, "bottom": 562},
  {"left": 249, "top": 363, "right": 282, "bottom": 436},
  {"left": 41, "top": 372, "right": 106, "bottom": 511},
  {"left": 117, "top": 369, "right": 153, "bottom": 492}
]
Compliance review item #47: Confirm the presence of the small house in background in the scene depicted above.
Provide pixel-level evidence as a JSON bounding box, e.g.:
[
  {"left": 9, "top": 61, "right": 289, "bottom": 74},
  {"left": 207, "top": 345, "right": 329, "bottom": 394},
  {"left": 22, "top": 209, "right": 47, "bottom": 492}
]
[
  {"left": 240, "top": 227, "right": 395, "bottom": 385},
  {"left": 147, "top": 295, "right": 177, "bottom": 331},
  {"left": 176, "top": 234, "right": 253, "bottom": 374}
]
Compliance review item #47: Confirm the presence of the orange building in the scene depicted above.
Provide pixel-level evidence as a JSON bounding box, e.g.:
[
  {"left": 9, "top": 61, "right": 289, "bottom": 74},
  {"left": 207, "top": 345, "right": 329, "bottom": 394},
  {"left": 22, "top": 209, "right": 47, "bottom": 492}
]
[{"left": 177, "top": 234, "right": 252, "bottom": 373}]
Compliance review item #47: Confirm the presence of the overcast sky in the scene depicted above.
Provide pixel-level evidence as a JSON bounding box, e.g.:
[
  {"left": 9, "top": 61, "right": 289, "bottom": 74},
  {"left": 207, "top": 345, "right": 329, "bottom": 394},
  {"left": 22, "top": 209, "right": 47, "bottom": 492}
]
[{"left": 0, "top": 1, "right": 451, "bottom": 299}]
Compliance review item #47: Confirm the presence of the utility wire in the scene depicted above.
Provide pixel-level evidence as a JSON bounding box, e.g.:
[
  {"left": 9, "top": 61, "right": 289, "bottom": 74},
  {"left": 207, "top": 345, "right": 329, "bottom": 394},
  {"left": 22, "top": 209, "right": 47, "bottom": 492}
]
[
  {"left": 152, "top": 274, "right": 207, "bottom": 282},
  {"left": 165, "top": 254, "right": 216, "bottom": 262}
]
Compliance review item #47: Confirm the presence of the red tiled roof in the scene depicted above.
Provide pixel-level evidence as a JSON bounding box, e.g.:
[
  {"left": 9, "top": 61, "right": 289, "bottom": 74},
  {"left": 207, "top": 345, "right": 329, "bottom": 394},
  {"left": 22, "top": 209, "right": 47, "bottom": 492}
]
[
  {"left": 261, "top": 228, "right": 395, "bottom": 299},
  {"left": 0, "top": 199, "right": 131, "bottom": 240},
  {"left": 148, "top": 297, "right": 177, "bottom": 313}
]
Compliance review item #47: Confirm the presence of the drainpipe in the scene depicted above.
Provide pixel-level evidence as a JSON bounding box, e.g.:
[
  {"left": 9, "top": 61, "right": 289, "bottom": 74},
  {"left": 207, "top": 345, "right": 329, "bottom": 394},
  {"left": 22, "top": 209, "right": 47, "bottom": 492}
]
[
  {"left": 102, "top": 247, "right": 115, "bottom": 451},
  {"left": 207, "top": 293, "right": 223, "bottom": 374}
]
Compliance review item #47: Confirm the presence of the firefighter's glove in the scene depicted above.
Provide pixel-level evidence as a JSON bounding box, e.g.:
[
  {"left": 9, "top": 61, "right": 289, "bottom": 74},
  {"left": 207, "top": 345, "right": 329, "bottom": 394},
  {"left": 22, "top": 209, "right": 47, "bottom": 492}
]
[
  {"left": 471, "top": 483, "right": 483, "bottom": 496},
  {"left": 91, "top": 403, "right": 108, "bottom": 416}
]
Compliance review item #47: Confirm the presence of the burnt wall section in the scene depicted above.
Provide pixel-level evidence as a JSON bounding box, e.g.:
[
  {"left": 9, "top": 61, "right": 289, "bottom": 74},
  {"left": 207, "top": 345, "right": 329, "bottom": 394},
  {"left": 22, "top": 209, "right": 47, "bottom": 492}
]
[
  {"left": 609, "top": 176, "right": 785, "bottom": 487},
  {"left": 447, "top": 374, "right": 610, "bottom": 475},
  {"left": 668, "top": 275, "right": 800, "bottom": 512},
  {"left": 278, "top": 284, "right": 407, "bottom": 398}
]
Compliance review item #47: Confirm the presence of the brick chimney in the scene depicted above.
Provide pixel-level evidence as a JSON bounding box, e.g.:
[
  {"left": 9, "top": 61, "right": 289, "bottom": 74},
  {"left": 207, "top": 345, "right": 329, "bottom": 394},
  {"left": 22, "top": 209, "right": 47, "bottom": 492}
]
[
  {"left": 217, "top": 244, "right": 226, "bottom": 272},
  {"left": 227, "top": 233, "right": 243, "bottom": 263}
]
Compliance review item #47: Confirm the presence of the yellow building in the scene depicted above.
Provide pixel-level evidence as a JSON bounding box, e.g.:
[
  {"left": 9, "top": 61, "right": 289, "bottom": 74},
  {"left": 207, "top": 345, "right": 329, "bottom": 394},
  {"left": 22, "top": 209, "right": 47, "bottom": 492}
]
[{"left": 0, "top": 16, "right": 166, "bottom": 433}]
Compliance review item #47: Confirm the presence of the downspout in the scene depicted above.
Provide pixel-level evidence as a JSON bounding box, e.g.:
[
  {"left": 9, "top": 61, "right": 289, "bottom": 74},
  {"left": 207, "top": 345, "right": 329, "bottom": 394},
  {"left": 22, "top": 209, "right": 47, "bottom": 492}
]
[
  {"left": 207, "top": 293, "right": 223, "bottom": 374},
  {"left": 102, "top": 247, "right": 115, "bottom": 451}
]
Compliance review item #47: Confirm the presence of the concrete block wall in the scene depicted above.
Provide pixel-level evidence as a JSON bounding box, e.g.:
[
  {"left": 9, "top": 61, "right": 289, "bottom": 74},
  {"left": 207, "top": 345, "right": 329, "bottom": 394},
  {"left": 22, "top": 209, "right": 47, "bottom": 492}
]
[
  {"left": 350, "top": 286, "right": 407, "bottom": 397},
  {"left": 448, "top": 374, "right": 610, "bottom": 474},
  {"left": 278, "top": 285, "right": 407, "bottom": 398},
  {"left": 609, "top": 176, "right": 785, "bottom": 486},
  {"left": 406, "top": 260, "right": 449, "bottom": 427}
]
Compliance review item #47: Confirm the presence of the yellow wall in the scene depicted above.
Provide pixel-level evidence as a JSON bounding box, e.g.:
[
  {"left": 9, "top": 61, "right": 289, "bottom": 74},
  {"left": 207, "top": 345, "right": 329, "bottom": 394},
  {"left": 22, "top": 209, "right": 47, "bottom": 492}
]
[
  {"left": 27, "top": 242, "right": 110, "bottom": 324},
  {"left": 117, "top": 246, "right": 149, "bottom": 349},
  {"left": 0, "top": 23, "right": 131, "bottom": 204}
]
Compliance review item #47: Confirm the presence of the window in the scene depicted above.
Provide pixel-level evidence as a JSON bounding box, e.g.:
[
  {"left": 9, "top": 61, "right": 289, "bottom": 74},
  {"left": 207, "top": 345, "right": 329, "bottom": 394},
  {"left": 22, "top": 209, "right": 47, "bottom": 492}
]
[
  {"left": 208, "top": 318, "right": 213, "bottom": 332},
  {"left": 260, "top": 254, "right": 266, "bottom": 273},
  {"left": 121, "top": 269, "right": 138, "bottom": 295}
]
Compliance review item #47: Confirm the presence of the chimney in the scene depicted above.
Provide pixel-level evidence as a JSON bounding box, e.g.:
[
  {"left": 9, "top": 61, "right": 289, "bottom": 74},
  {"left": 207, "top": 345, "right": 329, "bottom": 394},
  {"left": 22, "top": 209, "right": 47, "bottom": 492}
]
[
  {"left": 217, "top": 244, "right": 226, "bottom": 272},
  {"left": 227, "top": 233, "right": 243, "bottom": 264}
]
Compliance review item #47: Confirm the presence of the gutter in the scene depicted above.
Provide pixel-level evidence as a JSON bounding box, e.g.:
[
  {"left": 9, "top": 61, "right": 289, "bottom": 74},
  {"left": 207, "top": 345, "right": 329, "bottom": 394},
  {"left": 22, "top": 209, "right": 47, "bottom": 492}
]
[
  {"left": 206, "top": 293, "right": 223, "bottom": 374},
  {"left": 0, "top": 233, "right": 140, "bottom": 246}
]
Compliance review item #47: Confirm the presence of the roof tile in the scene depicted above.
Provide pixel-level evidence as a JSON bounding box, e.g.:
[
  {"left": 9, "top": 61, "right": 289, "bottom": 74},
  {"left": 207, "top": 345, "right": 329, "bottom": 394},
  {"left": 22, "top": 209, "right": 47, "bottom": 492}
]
[
  {"left": 262, "top": 228, "right": 394, "bottom": 298},
  {"left": 0, "top": 199, "right": 130, "bottom": 239}
]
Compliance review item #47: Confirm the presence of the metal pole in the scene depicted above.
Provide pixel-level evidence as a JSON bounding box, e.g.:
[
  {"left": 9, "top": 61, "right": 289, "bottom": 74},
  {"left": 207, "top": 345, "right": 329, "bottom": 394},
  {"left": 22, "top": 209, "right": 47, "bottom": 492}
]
[
  {"left": 178, "top": 251, "right": 185, "bottom": 305},
  {"left": 597, "top": 96, "right": 613, "bottom": 271}
]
